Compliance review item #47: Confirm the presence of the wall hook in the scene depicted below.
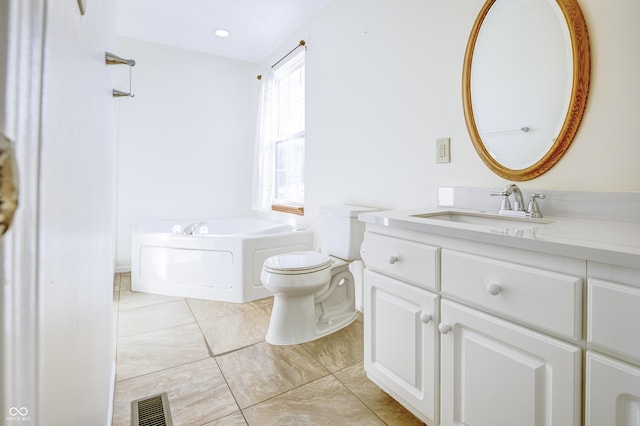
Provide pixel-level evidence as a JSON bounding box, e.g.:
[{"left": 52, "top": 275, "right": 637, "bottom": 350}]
[
  {"left": 112, "top": 89, "right": 134, "bottom": 98},
  {"left": 105, "top": 52, "right": 135, "bottom": 67}
]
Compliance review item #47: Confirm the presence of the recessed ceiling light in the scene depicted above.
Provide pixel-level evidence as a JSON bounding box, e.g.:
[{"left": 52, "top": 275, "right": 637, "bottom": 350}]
[{"left": 214, "top": 29, "right": 230, "bottom": 38}]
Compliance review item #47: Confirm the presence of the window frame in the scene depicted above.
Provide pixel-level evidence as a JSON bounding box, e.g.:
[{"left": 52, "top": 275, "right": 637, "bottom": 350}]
[{"left": 270, "top": 50, "right": 306, "bottom": 215}]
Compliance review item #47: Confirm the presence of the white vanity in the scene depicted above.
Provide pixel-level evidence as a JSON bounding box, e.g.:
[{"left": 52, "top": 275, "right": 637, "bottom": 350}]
[{"left": 358, "top": 191, "right": 640, "bottom": 426}]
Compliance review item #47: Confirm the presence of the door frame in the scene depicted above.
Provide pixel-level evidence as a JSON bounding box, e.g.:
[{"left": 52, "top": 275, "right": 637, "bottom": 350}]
[{"left": 1, "top": 0, "right": 45, "bottom": 423}]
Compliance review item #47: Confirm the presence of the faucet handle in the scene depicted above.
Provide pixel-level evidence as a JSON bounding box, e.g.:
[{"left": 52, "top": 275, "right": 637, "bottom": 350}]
[
  {"left": 527, "top": 193, "right": 546, "bottom": 218},
  {"left": 490, "top": 191, "right": 512, "bottom": 211},
  {"left": 530, "top": 192, "right": 546, "bottom": 200}
]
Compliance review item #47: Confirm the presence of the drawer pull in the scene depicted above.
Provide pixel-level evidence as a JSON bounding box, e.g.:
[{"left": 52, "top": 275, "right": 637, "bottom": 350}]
[
  {"left": 486, "top": 283, "right": 502, "bottom": 296},
  {"left": 388, "top": 255, "right": 399, "bottom": 264},
  {"left": 438, "top": 322, "right": 452, "bottom": 334},
  {"left": 420, "top": 312, "right": 432, "bottom": 324}
]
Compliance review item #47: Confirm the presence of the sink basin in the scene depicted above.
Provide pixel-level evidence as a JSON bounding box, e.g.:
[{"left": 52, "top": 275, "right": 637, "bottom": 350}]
[{"left": 411, "top": 211, "right": 552, "bottom": 230}]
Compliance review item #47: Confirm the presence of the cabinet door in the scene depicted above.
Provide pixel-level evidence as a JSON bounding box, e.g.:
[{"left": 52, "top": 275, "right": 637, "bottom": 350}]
[
  {"left": 586, "top": 351, "right": 640, "bottom": 426},
  {"left": 439, "top": 300, "right": 581, "bottom": 426},
  {"left": 364, "top": 269, "right": 439, "bottom": 425},
  {"left": 588, "top": 278, "right": 640, "bottom": 363}
]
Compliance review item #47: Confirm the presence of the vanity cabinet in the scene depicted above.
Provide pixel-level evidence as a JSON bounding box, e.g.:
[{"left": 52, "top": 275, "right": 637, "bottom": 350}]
[
  {"left": 362, "top": 227, "right": 585, "bottom": 426},
  {"left": 585, "top": 264, "right": 640, "bottom": 425},
  {"left": 439, "top": 248, "right": 583, "bottom": 426},
  {"left": 362, "top": 233, "right": 440, "bottom": 424}
]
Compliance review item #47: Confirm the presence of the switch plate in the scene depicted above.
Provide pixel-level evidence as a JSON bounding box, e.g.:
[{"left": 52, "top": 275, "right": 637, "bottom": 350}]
[{"left": 436, "top": 138, "right": 451, "bottom": 163}]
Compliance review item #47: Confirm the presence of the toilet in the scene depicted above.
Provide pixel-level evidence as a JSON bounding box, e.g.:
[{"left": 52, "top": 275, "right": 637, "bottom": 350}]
[{"left": 261, "top": 205, "right": 377, "bottom": 345}]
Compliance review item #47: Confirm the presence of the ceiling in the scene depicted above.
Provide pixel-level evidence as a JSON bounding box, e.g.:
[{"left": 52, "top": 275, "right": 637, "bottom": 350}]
[{"left": 115, "top": 0, "right": 332, "bottom": 63}]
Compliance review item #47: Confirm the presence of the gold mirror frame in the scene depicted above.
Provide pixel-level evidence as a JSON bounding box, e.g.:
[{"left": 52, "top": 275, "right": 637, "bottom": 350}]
[{"left": 462, "top": 0, "right": 590, "bottom": 181}]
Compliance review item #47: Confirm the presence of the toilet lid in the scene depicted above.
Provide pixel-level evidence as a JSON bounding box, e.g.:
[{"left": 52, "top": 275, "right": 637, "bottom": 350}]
[{"left": 263, "top": 251, "right": 332, "bottom": 274}]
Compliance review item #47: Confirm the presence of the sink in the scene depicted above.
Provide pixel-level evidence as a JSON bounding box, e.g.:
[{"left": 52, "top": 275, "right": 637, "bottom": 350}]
[{"left": 411, "top": 211, "right": 552, "bottom": 230}]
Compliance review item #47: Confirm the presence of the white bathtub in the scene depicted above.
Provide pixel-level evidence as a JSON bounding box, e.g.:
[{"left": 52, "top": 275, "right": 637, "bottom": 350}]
[{"left": 131, "top": 217, "right": 313, "bottom": 303}]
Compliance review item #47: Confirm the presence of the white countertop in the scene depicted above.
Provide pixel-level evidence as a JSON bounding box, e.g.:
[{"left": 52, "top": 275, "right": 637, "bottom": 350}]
[{"left": 358, "top": 207, "right": 640, "bottom": 269}]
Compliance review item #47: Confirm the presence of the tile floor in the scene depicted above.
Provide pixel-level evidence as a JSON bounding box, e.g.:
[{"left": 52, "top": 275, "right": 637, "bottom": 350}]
[{"left": 112, "top": 273, "right": 424, "bottom": 425}]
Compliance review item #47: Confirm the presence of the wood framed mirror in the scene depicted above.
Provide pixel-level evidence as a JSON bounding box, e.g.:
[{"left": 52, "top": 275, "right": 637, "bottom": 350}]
[{"left": 462, "top": 0, "right": 590, "bottom": 181}]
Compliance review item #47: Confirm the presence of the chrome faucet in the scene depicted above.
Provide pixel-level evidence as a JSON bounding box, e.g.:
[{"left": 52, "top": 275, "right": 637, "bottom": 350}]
[
  {"left": 490, "top": 184, "right": 546, "bottom": 218},
  {"left": 508, "top": 184, "right": 525, "bottom": 211}
]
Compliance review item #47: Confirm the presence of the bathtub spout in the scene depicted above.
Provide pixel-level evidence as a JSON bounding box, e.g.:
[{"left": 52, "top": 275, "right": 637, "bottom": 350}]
[{"left": 183, "top": 222, "right": 206, "bottom": 235}]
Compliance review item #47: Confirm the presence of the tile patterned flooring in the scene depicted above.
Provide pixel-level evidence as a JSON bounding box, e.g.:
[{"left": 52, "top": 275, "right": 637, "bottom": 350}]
[{"left": 112, "top": 273, "right": 424, "bottom": 425}]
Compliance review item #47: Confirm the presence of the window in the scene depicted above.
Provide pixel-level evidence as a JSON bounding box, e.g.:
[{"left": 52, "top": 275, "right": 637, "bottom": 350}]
[
  {"left": 273, "top": 53, "right": 305, "bottom": 207},
  {"left": 253, "top": 48, "right": 305, "bottom": 215}
]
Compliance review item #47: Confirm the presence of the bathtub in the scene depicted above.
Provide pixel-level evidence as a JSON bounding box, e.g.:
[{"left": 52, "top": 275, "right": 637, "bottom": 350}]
[{"left": 131, "top": 217, "right": 313, "bottom": 303}]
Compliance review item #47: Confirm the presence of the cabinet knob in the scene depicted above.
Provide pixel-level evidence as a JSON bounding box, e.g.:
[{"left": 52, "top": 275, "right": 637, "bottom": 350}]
[
  {"left": 388, "top": 255, "right": 399, "bottom": 264},
  {"left": 438, "top": 322, "right": 451, "bottom": 334},
  {"left": 486, "top": 283, "right": 502, "bottom": 296},
  {"left": 420, "top": 312, "right": 432, "bottom": 324}
]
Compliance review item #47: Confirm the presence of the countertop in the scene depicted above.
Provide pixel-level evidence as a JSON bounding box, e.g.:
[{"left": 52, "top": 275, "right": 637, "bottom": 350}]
[{"left": 358, "top": 207, "right": 640, "bottom": 269}]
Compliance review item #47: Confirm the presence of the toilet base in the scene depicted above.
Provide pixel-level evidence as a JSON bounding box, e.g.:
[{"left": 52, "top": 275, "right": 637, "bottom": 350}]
[
  {"left": 265, "top": 263, "right": 357, "bottom": 345},
  {"left": 265, "top": 292, "right": 357, "bottom": 345}
]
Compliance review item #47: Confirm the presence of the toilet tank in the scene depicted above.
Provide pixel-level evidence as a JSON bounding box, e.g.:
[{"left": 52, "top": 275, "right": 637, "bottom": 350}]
[{"left": 320, "top": 205, "right": 379, "bottom": 261}]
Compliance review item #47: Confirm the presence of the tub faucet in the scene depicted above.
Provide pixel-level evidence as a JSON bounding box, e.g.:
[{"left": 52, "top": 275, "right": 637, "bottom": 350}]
[{"left": 183, "top": 222, "right": 206, "bottom": 235}]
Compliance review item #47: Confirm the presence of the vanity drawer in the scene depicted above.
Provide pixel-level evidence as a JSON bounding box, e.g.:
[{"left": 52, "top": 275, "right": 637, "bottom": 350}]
[
  {"left": 362, "top": 232, "right": 439, "bottom": 290},
  {"left": 441, "top": 249, "right": 582, "bottom": 339},
  {"left": 588, "top": 279, "right": 640, "bottom": 363}
]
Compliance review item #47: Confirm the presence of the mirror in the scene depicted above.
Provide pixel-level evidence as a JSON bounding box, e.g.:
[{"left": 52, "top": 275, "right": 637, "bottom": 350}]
[{"left": 463, "top": 0, "right": 590, "bottom": 181}]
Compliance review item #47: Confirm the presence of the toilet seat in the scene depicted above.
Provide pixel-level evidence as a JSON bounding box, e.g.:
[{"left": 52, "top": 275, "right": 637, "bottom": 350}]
[{"left": 263, "top": 251, "right": 332, "bottom": 275}]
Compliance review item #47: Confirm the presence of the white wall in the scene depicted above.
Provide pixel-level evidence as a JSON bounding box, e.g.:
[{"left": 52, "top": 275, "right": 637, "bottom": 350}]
[
  {"left": 115, "top": 37, "right": 257, "bottom": 269},
  {"left": 257, "top": 0, "right": 640, "bottom": 240},
  {"left": 37, "top": 0, "right": 117, "bottom": 423},
  {"left": 114, "top": 0, "right": 640, "bottom": 265}
]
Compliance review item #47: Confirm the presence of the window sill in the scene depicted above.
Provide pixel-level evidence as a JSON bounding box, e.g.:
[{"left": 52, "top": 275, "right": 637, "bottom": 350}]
[{"left": 271, "top": 204, "right": 304, "bottom": 216}]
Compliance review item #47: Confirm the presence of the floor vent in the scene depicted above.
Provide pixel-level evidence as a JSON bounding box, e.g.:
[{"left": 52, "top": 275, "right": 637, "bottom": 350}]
[{"left": 131, "top": 392, "right": 173, "bottom": 426}]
